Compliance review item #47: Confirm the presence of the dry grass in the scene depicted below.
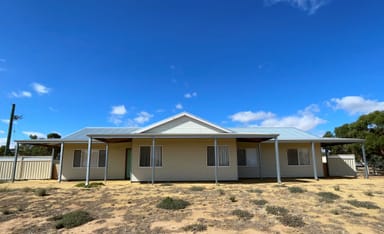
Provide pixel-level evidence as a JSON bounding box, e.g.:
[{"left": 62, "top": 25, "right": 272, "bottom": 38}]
[{"left": 0, "top": 177, "right": 383, "bottom": 233}]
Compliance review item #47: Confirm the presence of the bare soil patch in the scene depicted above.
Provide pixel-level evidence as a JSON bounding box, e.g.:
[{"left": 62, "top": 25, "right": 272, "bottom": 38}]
[{"left": 0, "top": 177, "right": 383, "bottom": 233}]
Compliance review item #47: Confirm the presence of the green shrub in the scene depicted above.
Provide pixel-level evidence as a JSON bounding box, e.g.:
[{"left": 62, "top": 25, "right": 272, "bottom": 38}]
[
  {"left": 317, "top": 192, "right": 340, "bottom": 203},
  {"left": 182, "top": 223, "right": 207, "bottom": 232},
  {"left": 34, "top": 188, "right": 47, "bottom": 197},
  {"left": 232, "top": 209, "right": 254, "bottom": 220},
  {"left": 53, "top": 210, "right": 93, "bottom": 229},
  {"left": 248, "top": 189, "right": 263, "bottom": 194},
  {"left": 75, "top": 182, "right": 104, "bottom": 188},
  {"left": 347, "top": 200, "right": 380, "bottom": 209},
  {"left": 0, "top": 187, "right": 9, "bottom": 193},
  {"left": 252, "top": 199, "right": 268, "bottom": 206},
  {"left": 217, "top": 189, "right": 225, "bottom": 195},
  {"left": 229, "top": 196, "right": 237, "bottom": 202},
  {"left": 277, "top": 214, "right": 305, "bottom": 227},
  {"left": 266, "top": 206, "right": 288, "bottom": 216},
  {"left": 288, "top": 186, "right": 306, "bottom": 193},
  {"left": 22, "top": 187, "right": 33, "bottom": 193},
  {"left": 331, "top": 209, "right": 341, "bottom": 215},
  {"left": 157, "top": 197, "right": 190, "bottom": 210},
  {"left": 1, "top": 209, "right": 12, "bottom": 215},
  {"left": 189, "top": 186, "right": 205, "bottom": 191},
  {"left": 364, "top": 191, "right": 374, "bottom": 197}
]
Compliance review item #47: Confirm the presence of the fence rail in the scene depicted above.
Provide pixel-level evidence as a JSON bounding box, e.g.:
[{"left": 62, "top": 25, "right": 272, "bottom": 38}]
[{"left": 0, "top": 156, "right": 52, "bottom": 180}]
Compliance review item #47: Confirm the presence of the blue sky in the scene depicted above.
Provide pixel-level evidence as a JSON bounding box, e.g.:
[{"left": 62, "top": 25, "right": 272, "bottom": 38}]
[{"left": 1, "top": 0, "right": 384, "bottom": 145}]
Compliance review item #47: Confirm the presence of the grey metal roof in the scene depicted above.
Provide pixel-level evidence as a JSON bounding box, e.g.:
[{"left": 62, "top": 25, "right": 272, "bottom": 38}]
[
  {"left": 63, "top": 127, "right": 140, "bottom": 141},
  {"left": 230, "top": 127, "right": 319, "bottom": 141}
]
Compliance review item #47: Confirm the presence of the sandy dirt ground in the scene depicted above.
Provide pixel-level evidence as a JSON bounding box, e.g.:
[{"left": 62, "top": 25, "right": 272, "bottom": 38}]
[{"left": 0, "top": 177, "right": 383, "bottom": 234}]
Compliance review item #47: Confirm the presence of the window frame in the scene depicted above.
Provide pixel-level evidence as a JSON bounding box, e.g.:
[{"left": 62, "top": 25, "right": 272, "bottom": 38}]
[
  {"left": 72, "top": 149, "right": 106, "bottom": 168},
  {"left": 207, "top": 145, "right": 230, "bottom": 167},
  {"left": 287, "top": 148, "right": 311, "bottom": 166},
  {"left": 138, "top": 145, "right": 163, "bottom": 168}
]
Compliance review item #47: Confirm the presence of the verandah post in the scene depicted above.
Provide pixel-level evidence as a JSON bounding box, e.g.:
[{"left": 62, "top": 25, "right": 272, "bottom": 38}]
[
  {"left": 85, "top": 137, "right": 92, "bottom": 186},
  {"left": 274, "top": 137, "right": 281, "bottom": 184}
]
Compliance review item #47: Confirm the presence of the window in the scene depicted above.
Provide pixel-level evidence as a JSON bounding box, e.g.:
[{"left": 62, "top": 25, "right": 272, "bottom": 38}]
[
  {"left": 287, "top": 148, "right": 310, "bottom": 165},
  {"left": 237, "top": 148, "right": 258, "bottom": 167},
  {"left": 73, "top": 149, "right": 106, "bottom": 168},
  {"left": 207, "top": 146, "right": 229, "bottom": 166},
  {"left": 139, "top": 146, "right": 162, "bottom": 167}
]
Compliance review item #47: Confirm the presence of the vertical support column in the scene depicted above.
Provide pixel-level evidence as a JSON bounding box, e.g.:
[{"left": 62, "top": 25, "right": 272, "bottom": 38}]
[
  {"left": 58, "top": 142, "right": 64, "bottom": 182},
  {"left": 49, "top": 147, "right": 55, "bottom": 179},
  {"left": 214, "top": 138, "right": 218, "bottom": 184},
  {"left": 11, "top": 143, "right": 19, "bottom": 182},
  {"left": 311, "top": 142, "right": 319, "bottom": 180},
  {"left": 274, "top": 137, "right": 282, "bottom": 184},
  {"left": 151, "top": 137, "right": 155, "bottom": 184},
  {"left": 85, "top": 137, "right": 92, "bottom": 186},
  {"left": 104, "top": 144, "right": 109, "bottom": 182},
  {"left": 258, "top": 143, "right": 262, "bottom": 179},
  {"left": 361, "top": 144, "right": 369, "bottom": 179}
]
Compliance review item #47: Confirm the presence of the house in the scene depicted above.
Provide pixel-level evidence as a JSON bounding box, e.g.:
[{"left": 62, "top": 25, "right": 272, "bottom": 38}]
[{"left": 13, "top": 112, "right": 368, "bottom": 185}]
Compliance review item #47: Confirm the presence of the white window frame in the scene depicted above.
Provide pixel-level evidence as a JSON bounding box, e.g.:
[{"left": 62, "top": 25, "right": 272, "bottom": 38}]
[
  {"left": 139, "top": 145, "right": 162, "bottom": 168},
  {"left": 73, "top": 149, "right": 106, "bottom": 168},
  {"left": 207, "top": 145, "right": 229, "bottom": 167},
  {"left": 287, "top": 148, "right": 311, "bottom": 166},
  {"left": 237, "top": 148, "right": 258, "bottom": 167}
]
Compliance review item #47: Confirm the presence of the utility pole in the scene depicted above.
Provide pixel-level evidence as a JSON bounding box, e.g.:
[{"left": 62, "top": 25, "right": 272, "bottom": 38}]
[{"left": 4, "top": 104, "right": 15, "bottom": 156}]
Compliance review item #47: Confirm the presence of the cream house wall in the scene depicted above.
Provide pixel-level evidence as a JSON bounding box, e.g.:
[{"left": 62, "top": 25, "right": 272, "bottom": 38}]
[
  {"left": 237, "top": 142, "right": 324, "bottom": 178},
  {"left": 130, "top": 138, "right": 238, "bottom": 182},
  {"left": 61, "top": 142, "right": 128, "bottom": 180}
]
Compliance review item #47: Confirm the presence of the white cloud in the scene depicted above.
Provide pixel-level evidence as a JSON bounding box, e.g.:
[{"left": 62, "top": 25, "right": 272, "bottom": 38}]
[
  {"left": 184, "top": 92, "right": 197, "bottom": 99},
  {"left": 110, "top": 105, "right": 127, "bottom": 115},
  {"left": 109, "top": 105, "right": 127, "bottom": 125},
  {"left": 0, "top": 130, "right": 4, "bottom": 134},
  {"left": 176, "top": 103, "right": 183, "bottom": 110},
  {"left": 10, "top": 91, "right": 32, "bottom": 98},
  {"left": 265, "top": 0, "right": 329, "bottom": 15},
  {"left": 1, "top": 119, "right": 10, "bottom": 124},
  {"left": 230, "top": 111, "right": 275, "bottom": 123},
  {"left": 22, "top": 131, "right": 46, "bottom": 139},
  {"left": 134, "top": 111, "right": 153, "bottom": 124},
  {"left": 328, "top": 96, "right": 384, "bottom": 115},
  {"left": 32, "top": 82, "right": 50, "bottom": 95},
  {"left": 230, "top": 105, "right": 326, "bottom": 131}
]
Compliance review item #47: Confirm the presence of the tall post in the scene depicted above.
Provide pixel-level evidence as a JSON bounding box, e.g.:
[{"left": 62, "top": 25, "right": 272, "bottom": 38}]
[
  {"left": 58, "top": 142, "right": 64, "bottom": 182},
  {"left": 11, "top": 143, "right": 19, "bottom": 182},
  {"left": 49, "top": 147, "right": 55, "bottom": 179},
  {"left": 311, "top": 142, "right": 319, "bottom": 180},
  {"left": 85, "top": 137, "right": 92, "bottom": 186},
  {"left": 4, "top": 104, "right": 16, "bottom": 156},
  {"left": 258, "top": 143, "right": 262, "bottom": 179},
  {"left": 104, "top": 144, "right": 109, "bottom": 182},
  {"left": 151, "top": 137, "right": 155, "bottom": 184},
  {"left": 274, "top": 137, "right": 282, "bottom": 184},
  {"left": 214, "top": 138, "right": 218, "bottom": 184},
  {"left": 361, "top": 144, "right": 369, "bottom": 179}
]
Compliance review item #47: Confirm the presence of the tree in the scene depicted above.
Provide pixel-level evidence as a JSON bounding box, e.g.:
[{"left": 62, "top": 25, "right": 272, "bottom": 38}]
[
  {"left": 47, "top": 133, "right": 61, "bottom": 139},
  {"left": 326, "top": 111, "right": 384, "bottom": 170}
]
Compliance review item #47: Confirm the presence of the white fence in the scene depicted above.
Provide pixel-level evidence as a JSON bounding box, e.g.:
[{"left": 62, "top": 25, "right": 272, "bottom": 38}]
[
  {"left": 328, "top": 154, "right": 356, "bottom": 177},
  {"left": 0, "top": 156, "right": 53, "bottom": 180}
]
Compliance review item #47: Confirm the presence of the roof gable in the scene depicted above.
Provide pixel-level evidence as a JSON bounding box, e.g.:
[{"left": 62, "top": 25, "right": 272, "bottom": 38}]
[{"left": 135, "top": 112, "right": 231, "bottom": 134}]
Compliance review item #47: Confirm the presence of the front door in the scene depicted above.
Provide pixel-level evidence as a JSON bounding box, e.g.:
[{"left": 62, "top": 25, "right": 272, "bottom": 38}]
[{"left": 125, "top": 148, "right": 132, "bottom": 179}]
